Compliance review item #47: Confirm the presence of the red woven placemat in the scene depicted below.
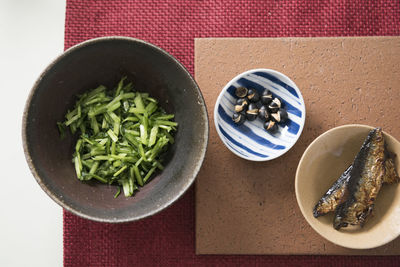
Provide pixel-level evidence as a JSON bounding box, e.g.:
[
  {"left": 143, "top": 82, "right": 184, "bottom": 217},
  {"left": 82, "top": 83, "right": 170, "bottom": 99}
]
[{"left": 64, "top": 1, "right": 400, "bottom": 266}]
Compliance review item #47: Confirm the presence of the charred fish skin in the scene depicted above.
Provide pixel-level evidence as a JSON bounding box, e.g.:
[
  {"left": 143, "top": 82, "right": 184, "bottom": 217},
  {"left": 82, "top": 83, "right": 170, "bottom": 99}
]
[
  {"left": 333, "top": 128, "right": 385, "bottom": 230},
  {"left": 313, "top": 165, "right": 352, "bottom": 218}
]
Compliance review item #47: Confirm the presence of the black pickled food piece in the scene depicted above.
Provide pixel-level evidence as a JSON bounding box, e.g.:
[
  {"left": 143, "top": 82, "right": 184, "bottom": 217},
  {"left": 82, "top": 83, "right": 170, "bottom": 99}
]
[
  {"left": 247, "top": 88, "right": 260, "bottom": 102},
  {"left": 235, "top": 98, "right": 249, "bottom": 113},
  {"left": 268, "top": 98, "right": 282, "bottom": 113},
  {"left": 333, "top": 128, "right": 385, "bottom": 230},
  {"left": 271, "top": 109, "right": 288, "bottom": 123},
  {"left": 246, "top": 103, "right": 258, "bottom": 121},
  {"left": 255, "top": 100, "right": 263, "bottom": 109},
  {"left": 261, "top": 89, "right": 273, "bottom": 105},
  {"left": 258, "top": 105, "right": 270, "bottom": 121},
  {"left": 264, "top": 120, "right": 278, "bottom": 133},
  {"left": 235, "top": 87, "right": 248, "bottom": 98},
  {"left": 232, "top": 111, "right": 246, "bottom": 125}
]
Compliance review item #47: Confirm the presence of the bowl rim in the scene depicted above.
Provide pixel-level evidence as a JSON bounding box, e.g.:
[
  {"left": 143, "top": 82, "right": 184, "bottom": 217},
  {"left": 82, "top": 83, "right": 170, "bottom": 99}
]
[
  {"left": 213, "top": 68, "right": 306, "bottom": 161},
  {"left": 295, "top": 123, "right": 400, "bottom": 249},
  {"left": 22, "top": 36, "right": 209, "bottom": 223}
]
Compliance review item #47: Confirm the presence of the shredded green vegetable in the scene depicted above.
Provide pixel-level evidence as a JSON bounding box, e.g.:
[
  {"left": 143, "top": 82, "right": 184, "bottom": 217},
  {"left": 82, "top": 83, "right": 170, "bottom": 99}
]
[{"left": 57, "top": 77, "right": 177, "bottom": 197}]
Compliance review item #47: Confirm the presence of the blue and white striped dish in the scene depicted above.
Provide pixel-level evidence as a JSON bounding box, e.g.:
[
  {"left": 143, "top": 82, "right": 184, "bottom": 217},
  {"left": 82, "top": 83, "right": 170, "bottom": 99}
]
[{"left": 214, "top": 69, "right": 306, "bottom": 161}]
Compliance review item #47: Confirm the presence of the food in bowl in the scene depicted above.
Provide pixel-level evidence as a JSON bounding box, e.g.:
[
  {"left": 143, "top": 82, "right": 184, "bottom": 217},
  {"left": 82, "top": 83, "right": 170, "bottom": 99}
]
[
  {"left": 313, "top": 128, "right": 399, "bottom": 230},
  {"left": 57, "top": 77, "right": 178, "bottom": 197},
  {"left": 231, "top": 87, "right": 288, "bottom": 134}
]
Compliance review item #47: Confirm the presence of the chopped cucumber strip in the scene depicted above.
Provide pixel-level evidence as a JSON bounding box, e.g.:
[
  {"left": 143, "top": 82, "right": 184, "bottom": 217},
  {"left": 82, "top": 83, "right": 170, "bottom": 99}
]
[{"left": 58, "top": 77, "right": 177, "bottom": 197}]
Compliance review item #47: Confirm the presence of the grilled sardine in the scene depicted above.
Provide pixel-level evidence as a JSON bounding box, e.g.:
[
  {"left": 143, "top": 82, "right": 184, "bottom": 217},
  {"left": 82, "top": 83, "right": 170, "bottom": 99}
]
[
  {"left": 333, "top": 128, "right": 385, "bottom": 230},
  {"left": 313, "top": 149, "right": 398, "bottom": 218}
]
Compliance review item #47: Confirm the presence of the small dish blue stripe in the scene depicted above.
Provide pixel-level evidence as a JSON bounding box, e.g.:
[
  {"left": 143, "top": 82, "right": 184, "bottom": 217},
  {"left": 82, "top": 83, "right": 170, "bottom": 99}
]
[
  {"left": 285, "top": 119, "right": 300, "bottom": 135},
  {"left": 225, "top": 138, "right": 250, "bottom": 158},
  {"left": 218, "top": 126, "right": 269, "bottom": 158},
  {"left": 217, "top": 112, "right": 288, "bottom": 154},
  {"left": 248, "top": 74, "right": 302, "bottom": 106},
  {"left": 254, "top": 71, "right": 299, "bottom": 98},
  {"left": 218, "top": 105, "right": 286, "bottom": 150}
]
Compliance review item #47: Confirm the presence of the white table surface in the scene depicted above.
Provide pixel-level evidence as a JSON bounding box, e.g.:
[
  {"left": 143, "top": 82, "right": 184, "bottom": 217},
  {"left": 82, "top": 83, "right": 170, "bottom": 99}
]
[{"left": 0, "top": 0, "right": 66, "bottom": 266}]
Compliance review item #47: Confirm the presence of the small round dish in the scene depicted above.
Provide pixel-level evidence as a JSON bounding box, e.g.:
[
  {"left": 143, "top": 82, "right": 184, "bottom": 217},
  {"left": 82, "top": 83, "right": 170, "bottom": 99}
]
[
  {"left": 295, "top": 124, "right": 400, "bottom": 249},
  {"left": 214, "top": 69, "right": 305, "bottom": 161}
]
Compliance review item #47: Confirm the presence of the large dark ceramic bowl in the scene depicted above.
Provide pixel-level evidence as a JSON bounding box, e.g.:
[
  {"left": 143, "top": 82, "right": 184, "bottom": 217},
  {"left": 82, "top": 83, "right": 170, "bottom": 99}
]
[{"left": 22, "top": 37, "right": 208, "bottom": 223}]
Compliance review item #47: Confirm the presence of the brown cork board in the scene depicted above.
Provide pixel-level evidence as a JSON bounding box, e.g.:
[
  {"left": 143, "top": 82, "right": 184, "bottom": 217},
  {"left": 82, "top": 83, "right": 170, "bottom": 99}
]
[{"left": 194, "top": 37, "right": 400, "bottom": 255}]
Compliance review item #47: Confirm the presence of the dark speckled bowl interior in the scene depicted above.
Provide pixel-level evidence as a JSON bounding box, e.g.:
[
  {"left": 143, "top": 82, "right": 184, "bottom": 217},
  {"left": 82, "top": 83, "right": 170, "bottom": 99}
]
[{"left": 22, "top": 37, "right": 208, "bottom": 223}]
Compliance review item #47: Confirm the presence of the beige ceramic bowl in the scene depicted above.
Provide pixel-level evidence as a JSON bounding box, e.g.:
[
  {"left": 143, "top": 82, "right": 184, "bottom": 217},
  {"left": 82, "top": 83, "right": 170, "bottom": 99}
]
[{"left": 295, "top": 124, "right": 400, "bottom": 249}]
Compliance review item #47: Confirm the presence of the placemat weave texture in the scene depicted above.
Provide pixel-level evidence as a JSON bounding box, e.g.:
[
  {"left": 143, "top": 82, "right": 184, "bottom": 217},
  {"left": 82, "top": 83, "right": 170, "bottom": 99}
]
[{"left": 64, "top": 1, "right": 400, "bottom": 266}]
